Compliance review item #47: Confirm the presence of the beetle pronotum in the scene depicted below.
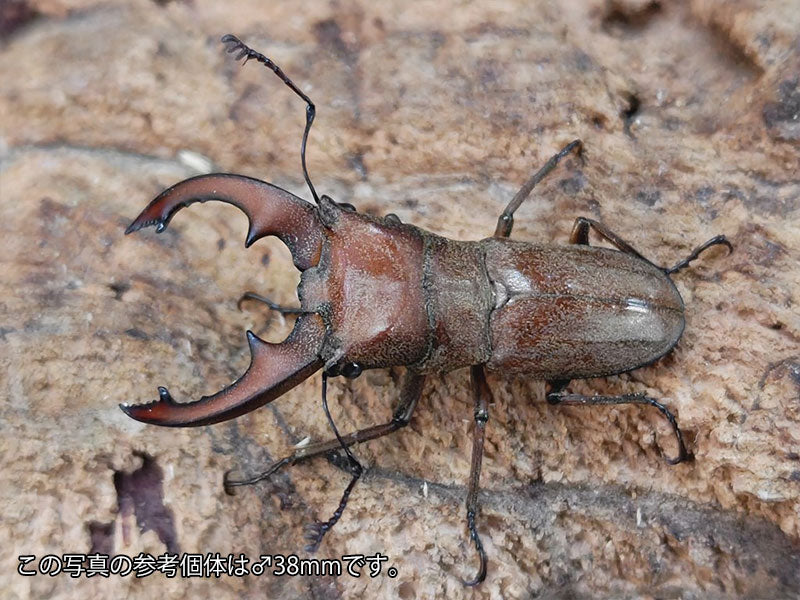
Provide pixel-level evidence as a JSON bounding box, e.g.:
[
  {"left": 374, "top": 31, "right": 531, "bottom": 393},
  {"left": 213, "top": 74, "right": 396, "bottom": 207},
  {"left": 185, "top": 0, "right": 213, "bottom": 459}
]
[{"left": 121, "top": 35, "right": 732, "bottom": 585}]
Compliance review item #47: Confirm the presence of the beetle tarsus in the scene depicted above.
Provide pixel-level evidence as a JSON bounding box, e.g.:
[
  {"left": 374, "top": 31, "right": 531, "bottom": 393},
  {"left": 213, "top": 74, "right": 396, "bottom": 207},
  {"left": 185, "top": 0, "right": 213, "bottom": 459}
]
[
  {"left": 303, "top": 463, "right": 362, "bottom": 552},
  {"left": 570, "top": 217, "right": 732, "bottom": 277},
  {"left": 462, "top": 509, "right": 488, "bottom": 586},
  {"left": 298, "top": 373, "right": 366, "bottom": 551},
  {"left": 228, "top": 372, "right": 371, "bottom": 552},
  {"left": 547, "top": 389, "right": 693, "bottom": 465},
  {"left": 665, "top": 234, "right": 733, "bottom": 275},
  {"left": 461, "top": 366, "right": 491, "bottom": 585}
]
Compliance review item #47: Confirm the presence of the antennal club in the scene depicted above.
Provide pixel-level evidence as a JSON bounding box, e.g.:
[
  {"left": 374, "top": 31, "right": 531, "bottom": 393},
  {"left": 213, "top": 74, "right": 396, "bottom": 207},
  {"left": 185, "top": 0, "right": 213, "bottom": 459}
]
[{"left": 221, "top": 34, "right": 320, "bottom": 204}]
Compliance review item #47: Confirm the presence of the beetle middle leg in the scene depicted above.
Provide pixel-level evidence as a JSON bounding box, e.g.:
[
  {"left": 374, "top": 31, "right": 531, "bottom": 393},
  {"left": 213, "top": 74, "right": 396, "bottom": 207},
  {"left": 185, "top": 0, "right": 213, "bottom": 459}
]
[
  {"left": 462, "top": 365, "right": 492, "bottom": 586},
  {"left": 546, "top": 380, "right": 692, "bottom": 464},
  {"left": 224, "top": 372, "right": 425, "bottom": 548},
  {"left": 494, "top": 139, "right": 583, "bottom": 238}
]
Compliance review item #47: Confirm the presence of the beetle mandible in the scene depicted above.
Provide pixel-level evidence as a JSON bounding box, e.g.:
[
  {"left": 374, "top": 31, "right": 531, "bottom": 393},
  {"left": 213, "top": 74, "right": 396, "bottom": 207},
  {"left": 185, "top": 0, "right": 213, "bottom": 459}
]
[{"left": 121, "top": 34, "right": 732, "bottom": 586}]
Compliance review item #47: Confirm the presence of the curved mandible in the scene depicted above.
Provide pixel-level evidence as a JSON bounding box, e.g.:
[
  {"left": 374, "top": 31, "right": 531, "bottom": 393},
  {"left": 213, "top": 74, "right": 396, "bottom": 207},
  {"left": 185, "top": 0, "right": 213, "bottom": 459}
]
[
  {"left": 125, "top": 173, "right": 324, "bottom": 270},
  {"left": 120, "top": 313, "right": 326, "bottom": 426}
]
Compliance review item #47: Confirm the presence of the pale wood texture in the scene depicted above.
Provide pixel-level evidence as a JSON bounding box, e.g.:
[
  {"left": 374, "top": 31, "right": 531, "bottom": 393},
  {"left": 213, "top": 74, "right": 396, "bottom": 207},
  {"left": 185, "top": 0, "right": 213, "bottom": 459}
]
[{"left": 1, "top": 0, "right": 798, "bottom": 598}]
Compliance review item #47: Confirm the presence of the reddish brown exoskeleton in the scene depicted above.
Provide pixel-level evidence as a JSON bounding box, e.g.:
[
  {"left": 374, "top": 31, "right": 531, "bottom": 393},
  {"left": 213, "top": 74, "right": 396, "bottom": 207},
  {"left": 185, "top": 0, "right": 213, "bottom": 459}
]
[{"left": 121, "top": 35, "right": 732, "bottom": 585}]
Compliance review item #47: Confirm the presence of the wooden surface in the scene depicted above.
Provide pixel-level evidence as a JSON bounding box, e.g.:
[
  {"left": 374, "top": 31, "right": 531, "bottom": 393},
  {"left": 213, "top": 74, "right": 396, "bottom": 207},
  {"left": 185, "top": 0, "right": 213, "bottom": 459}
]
[{"left": 1, "top": 0, "right": 799, "bottom": 598}]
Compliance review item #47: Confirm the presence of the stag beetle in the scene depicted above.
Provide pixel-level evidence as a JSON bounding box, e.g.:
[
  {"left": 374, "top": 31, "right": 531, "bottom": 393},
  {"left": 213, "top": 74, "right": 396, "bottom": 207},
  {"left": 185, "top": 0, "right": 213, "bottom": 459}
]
[{"left": 121, "top": 34, "right": 732, "bottom": 585}]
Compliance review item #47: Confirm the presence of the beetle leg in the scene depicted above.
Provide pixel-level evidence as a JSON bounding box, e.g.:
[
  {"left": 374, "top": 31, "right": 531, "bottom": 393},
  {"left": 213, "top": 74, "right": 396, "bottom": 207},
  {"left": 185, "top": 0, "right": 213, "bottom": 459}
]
[
  {"left": 546, "top": 382, "right": 693, "bottom": 465},
  {"left": 120, "top": 314, "right": 325, "bottom": 426},
  {"left": 302, "top": 372, "right": 365, "bottom": 551},
  {"left": 224, "top": 372, "right": 425, "bottom": 550},
  {"left": 494, "top": 140, "right": 583, "bottom": 238},
  {"left": 569, "top": 217, "right": 650, "bottom": 262},
  {"left": 664, "top": 235, "right": 733, "bottom": 274},
  {"left": 462, "top": 365, "right": 492, "bottom": 586},
  {"left": 570, "top": 218, "right": 733, "bottom": 274},
  {"left": 225, "top": 372, "right": 424, "bottom": 490}
]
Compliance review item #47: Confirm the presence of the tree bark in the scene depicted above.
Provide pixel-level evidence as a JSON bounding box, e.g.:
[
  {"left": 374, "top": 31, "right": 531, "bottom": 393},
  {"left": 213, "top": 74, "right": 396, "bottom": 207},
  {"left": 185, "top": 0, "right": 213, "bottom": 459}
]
[{"left": 1, "top": 0, "right": 798, "bottom": 598}]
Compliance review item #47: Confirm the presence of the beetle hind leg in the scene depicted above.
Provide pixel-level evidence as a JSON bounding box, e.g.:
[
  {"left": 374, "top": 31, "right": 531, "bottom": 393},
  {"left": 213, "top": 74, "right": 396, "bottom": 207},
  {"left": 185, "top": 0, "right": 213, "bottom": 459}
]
[
  {"left": 546, "top": 381, "right": 693, "bottom": 465},
  {"left": 569, "top": 217, "right": 732, "bottom": 273},
  {"left": 664, "top": 235, "right": 733, "bottom": 274}
]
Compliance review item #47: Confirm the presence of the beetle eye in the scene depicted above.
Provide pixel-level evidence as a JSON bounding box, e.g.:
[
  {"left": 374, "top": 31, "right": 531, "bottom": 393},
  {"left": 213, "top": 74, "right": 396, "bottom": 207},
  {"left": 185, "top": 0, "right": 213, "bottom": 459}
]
[{"left": 341, "top": 362, "right": 363, "bottom": 379}]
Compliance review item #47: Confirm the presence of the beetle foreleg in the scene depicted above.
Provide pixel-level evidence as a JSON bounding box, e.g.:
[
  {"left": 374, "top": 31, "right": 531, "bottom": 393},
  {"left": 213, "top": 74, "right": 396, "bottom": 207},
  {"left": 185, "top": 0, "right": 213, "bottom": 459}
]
[
  {"left": 303, "top": 372, "right": 365, "bottom": 551},
  {"left": 494, "top": 139, "right": 583, "bottom": 238},
  {"left": 462, "top": 365, "right": 492, "bottom": 586},
  {"left": 224, "top": 372, "right": 424, "bottom": 492},
  {"left": 546, "top": 383, "right": 693, "bottom": 465},
  {"left": 224, "top": 373, "right": 425, "bottom": 550}
]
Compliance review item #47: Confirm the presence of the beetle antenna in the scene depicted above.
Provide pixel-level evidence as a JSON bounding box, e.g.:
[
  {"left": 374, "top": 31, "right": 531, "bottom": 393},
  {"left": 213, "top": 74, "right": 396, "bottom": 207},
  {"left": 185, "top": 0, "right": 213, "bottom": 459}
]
[
  {"left": 304, "top": 373, "right": 364, "bottom": 552},
  {"left": 221, "top": 34, "right": 320, "bottom": 204}
]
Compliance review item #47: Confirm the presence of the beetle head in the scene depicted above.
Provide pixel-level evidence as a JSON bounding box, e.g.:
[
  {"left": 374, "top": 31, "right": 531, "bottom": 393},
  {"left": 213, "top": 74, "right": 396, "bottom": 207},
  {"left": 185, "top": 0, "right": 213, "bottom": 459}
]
[
  {"left": 121, "top": 177, "right": 428, "bottom": 427},
  {"left": 299, "top": 196, "right": 430, "bottom": 375}
]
